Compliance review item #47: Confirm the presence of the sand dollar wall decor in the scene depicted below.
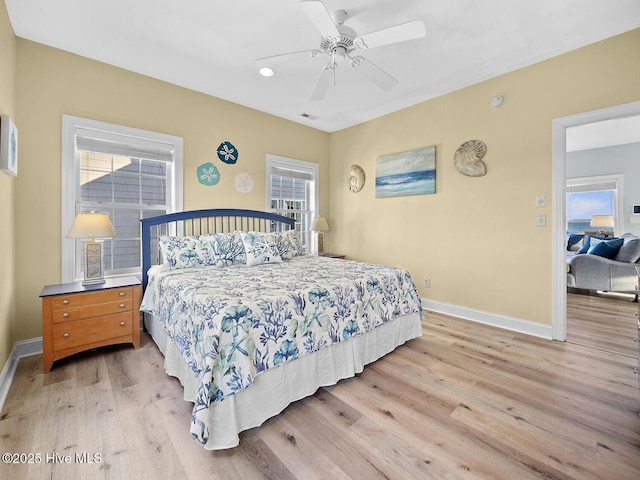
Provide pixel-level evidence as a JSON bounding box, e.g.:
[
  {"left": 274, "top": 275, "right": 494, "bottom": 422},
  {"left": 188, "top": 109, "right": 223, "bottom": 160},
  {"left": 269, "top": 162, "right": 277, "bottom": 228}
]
[
  {"left": 235, "top": 172, "right": 254, "bottom": 193},
  {"left": 348, "top": 164, "right": 365, "bottom": 193},
  {"left": 217, "top": 141, "right": 238, "bottom": 164},
  {"left": 197, "top": 162, "right": 220, "bottom": 186},
  {"left": 454, "top": 139, "right": 487, "bottom": 177}
]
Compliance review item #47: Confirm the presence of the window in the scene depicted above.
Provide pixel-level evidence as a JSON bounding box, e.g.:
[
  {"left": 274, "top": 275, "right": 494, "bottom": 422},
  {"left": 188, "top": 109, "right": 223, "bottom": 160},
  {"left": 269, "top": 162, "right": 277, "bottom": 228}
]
[
  {"left": 266, "top": 155, "right": 319, "bottom": 251},
  {"left": 62, "top": 116, "right": 183, "bottom": 282},
  {"left": 566, "top": 174, "right": 623, "bottom": 235}
]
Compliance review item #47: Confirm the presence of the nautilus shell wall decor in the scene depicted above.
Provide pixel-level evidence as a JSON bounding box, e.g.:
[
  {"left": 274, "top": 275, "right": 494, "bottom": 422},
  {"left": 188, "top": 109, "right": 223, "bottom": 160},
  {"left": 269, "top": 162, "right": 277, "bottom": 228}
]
[
  {"left": 348, "top": 164, "right": 366, "bottom": 193},
  {"left": 454, "top": 140, "right": 487, "bottom": 177}
]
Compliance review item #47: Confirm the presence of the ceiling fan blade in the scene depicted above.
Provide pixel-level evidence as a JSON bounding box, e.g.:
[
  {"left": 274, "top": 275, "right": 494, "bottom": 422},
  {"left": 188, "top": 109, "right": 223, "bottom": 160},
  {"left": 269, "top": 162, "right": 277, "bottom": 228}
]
[
  {"left": 256, "top": 49, "right": 319, "bottom": 67},
  {"left": 310, "top": 66, "right": 334, "bottom": 101},
  {"left": 299, "top": 0, "right": 340, "bottom": 39},
  {"left": 356, "top": 20, "right": 426, "bottom": 50},
  {"left": 352, "top": 57, "right": 398, "bottom": 91}
]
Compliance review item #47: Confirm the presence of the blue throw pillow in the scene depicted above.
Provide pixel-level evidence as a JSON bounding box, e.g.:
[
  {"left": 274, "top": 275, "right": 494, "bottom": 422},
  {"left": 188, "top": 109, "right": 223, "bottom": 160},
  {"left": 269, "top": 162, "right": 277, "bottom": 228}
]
[
  {"left": 566, "top": 233, "right": 584, "bottom": 251},
  {"left": 577, "top": 235, "right": 609, "bottom": 254},
  {"left": 587, "top": 238, "right": 624, "bottom": 259}
]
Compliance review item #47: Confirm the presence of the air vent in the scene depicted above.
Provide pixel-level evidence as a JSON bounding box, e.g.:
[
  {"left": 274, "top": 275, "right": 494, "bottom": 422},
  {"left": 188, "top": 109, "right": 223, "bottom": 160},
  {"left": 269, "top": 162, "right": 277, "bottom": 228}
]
[{"left": 300, "top": 113, "right": 319, "bottom": 120}]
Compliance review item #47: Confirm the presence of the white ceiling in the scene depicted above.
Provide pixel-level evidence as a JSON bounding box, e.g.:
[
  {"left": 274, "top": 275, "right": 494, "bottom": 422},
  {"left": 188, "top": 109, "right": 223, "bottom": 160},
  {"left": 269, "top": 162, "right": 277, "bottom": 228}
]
[{"left": 5, "top": 0, "right": 640, "bottom": 133}]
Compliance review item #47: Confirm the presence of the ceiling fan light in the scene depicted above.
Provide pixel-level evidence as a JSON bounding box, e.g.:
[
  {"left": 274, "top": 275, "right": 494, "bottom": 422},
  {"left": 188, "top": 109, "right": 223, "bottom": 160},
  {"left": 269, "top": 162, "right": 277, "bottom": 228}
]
[
  {"left": 333, "top": 46, "right": 347, "bottom": 62},
  {"left": 259, "top": 67, "right": 275, "bottom": 77}
]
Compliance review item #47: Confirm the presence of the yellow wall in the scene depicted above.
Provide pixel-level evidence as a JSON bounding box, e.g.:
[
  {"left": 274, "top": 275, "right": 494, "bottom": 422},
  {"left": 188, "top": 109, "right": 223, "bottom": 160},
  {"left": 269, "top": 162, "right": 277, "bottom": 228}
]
[
  {"left": 14, "top": 39, "right": 329, "bottom": 342},
  {"left": 0, "top": 0, "right": 16, "bottom": 372},
  {"left": 329, "top": 29, "right": 640, "bottom": 325}
]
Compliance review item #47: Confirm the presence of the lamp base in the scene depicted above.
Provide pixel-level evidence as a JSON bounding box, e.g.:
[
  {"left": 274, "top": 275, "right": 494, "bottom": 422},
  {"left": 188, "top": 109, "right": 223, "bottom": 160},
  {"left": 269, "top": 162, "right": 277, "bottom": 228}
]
[
  {"left": 317, "top": 232, "right": 324, "bottom": 254},
  {"left": 83, "top": 240, "right": 105, "bottom": 285}
]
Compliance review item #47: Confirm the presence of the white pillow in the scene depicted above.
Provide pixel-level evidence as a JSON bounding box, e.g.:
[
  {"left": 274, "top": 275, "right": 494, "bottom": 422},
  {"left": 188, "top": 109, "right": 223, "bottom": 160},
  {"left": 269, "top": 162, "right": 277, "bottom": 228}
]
[
  {"left": 276, "top": 230, "right": 305, "bottom": 259},
  {"left": 240, "top": 232, "right": 283, "bottom": 266}
]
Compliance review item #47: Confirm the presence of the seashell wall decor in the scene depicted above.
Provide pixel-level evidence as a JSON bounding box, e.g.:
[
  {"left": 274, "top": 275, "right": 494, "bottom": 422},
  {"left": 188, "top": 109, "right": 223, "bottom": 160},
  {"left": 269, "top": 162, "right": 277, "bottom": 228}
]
[
  {"left": 454, "top": 139, "right": 487, "bottom": 177},
  {"left": 348, "top": 164, "right": 366, "bottom": 193}
]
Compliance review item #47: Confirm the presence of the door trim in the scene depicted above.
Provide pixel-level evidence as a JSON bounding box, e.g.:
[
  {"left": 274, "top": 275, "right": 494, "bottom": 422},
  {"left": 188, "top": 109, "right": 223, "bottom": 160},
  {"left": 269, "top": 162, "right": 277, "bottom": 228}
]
[{"left": 551, "top": 101, "right": 640, "bottom": 341}]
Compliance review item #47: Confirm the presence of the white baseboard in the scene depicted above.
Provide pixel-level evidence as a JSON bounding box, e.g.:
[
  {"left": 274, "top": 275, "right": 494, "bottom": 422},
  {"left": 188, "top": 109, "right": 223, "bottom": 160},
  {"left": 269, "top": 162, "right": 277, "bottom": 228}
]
[
  {"left": 422, "top": 299, "right": 553, "bottom": 340},
  {"left": 0, "top": 337, "right": 43, "bottom": 411}
]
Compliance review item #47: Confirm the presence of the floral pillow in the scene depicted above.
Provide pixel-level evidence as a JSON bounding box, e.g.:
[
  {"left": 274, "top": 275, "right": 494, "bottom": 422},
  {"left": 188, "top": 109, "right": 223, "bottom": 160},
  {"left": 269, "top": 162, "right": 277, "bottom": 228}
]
[
  {"left": 201, "top": 232, "right": 247, "bottom": 266},
  {"left": 276, "top": 230, "right": 306, "bottom": 259},
  {"left": 159, "top": 235, "right": 212, "bottom": 268},
  {"left": 240, "top": 232, "right": 283, "bottom": 266}
]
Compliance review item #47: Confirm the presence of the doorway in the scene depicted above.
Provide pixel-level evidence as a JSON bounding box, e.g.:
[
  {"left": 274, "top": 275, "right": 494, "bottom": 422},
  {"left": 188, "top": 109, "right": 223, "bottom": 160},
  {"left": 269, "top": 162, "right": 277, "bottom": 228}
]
[{"left": 551, "top": 101, "right": 640, "bottom": 341}]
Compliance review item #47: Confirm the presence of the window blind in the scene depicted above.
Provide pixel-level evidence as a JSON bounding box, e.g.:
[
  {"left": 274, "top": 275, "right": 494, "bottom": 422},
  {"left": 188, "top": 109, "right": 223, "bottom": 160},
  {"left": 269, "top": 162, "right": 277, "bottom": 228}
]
[
  {"left": 75, "top": 127, "right": 174, "bottom": 162},
  {"left": 566, "top": 181, "right": 616, "bottom": 193},
  {"left": 270, "top": 165, "right": 313, "bottom": 181}
]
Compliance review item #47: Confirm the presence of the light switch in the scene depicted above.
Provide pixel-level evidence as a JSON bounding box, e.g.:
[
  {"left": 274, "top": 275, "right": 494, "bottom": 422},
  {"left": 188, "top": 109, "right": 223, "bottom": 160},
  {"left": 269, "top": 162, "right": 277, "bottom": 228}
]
[
  {"left": 536, "top": 195, "right": 546, "bottom": 208},
  {"left": 536, "top": 214, "right": 546, "bottom": 227}
]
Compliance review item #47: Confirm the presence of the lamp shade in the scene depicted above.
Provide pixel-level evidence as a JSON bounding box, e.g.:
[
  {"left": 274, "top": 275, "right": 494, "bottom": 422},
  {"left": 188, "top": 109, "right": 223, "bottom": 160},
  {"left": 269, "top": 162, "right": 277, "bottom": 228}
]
[
  {"left": 590, "top": 215, "right": 614, "bottom": 228},
  {"left": 67, "top": 211, "right": 116, "bottom": 239},
  {"left": 310, "top": 216, "right": 330, "bottom": 232}
]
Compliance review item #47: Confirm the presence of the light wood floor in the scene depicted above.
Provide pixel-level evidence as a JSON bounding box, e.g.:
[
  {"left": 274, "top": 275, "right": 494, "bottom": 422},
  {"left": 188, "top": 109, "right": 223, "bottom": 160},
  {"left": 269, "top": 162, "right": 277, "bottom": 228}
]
[{"left": 0, "top": 295, "right": 638, "bottom": 480}]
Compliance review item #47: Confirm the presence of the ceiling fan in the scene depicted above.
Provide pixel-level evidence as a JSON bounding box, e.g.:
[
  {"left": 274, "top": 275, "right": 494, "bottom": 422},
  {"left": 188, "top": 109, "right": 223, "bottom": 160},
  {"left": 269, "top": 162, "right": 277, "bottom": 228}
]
[{"left": 257, "top": 0, "right": 426, "bottom": 101}]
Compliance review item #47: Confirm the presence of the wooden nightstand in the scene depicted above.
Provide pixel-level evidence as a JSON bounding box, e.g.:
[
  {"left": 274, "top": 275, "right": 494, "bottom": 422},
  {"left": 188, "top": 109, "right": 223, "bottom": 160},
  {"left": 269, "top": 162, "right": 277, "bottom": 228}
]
[{"left": 40, "top": 276, "right": 141, "bottom": 372}]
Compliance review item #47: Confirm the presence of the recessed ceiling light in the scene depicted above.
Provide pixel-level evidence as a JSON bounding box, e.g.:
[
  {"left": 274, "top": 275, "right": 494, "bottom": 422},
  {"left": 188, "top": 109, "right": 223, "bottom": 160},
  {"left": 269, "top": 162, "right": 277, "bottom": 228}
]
[{"left": 259, "top": 67, "right": 274, "bottom": 77}]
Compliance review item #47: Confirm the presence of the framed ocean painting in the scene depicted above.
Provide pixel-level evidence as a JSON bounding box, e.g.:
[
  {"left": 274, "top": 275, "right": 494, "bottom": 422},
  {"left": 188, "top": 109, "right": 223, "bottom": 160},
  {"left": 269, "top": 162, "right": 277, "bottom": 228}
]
[
  {"left": 376, "top": 145, "right": 435, "bottom": 198},
  {"left": 0, "top": 115, "right": 18, "bottom": 176}
]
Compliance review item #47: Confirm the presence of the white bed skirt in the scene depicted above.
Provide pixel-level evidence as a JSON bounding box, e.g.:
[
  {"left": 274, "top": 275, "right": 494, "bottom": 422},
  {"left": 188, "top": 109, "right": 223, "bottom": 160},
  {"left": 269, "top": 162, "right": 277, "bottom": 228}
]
[{"left": 144, "top": 312, "right": 423, "bottom": 450}]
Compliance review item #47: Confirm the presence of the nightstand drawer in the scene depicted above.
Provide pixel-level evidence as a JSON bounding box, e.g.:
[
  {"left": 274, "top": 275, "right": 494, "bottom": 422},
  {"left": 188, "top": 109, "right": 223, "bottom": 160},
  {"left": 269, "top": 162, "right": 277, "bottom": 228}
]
[
  {"left": 52, "top": 312, "right": 133, "bottom": 351},
  {"left": 51, "top": 299, "right": 133, "bottom": 324},
  {"left": 50, "top": 287, "right": 134, "bottom": 311}
]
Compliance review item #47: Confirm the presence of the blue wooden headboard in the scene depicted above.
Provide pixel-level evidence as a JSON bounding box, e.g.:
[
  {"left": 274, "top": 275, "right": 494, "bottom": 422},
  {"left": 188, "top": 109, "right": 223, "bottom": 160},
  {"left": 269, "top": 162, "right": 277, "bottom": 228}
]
[{"left": 140, "top": 208, "right": 295, "bottom": 289}]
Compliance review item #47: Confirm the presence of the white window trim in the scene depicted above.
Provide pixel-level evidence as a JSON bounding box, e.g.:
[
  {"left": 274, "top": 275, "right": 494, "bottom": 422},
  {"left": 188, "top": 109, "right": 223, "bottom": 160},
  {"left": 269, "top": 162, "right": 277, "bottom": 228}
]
[
  {"left": 566, "top": 173, "right": 624, "bottom": 236},
  {"left": 265, "top": 154, "right": 320, "bottom": 252},
  {"left": 61, "top": 115, "right": 183, "bottom": 283}
]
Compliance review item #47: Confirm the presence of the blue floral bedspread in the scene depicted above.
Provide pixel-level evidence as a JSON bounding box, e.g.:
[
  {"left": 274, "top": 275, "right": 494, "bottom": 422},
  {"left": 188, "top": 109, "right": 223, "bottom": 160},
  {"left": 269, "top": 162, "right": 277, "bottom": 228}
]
[{"left": 140, "top": 255, "right": 422, "bottom": 444}]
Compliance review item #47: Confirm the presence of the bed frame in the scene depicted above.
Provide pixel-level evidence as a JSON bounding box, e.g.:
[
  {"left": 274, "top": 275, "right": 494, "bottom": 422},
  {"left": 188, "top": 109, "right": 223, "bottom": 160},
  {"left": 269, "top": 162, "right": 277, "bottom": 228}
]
[{"left": 140, "top": 208, "right": 295, "bottom": 289}]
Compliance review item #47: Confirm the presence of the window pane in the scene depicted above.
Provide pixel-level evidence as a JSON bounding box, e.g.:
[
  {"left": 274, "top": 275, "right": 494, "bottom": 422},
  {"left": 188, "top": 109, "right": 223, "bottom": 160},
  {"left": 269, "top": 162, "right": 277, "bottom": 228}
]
[
  {"left": 112, "top": 208, "right": 141, "bottom": 238},
  {"left": 566, "top": 189, "right": 615, "bottom": 233},
  {"left": 270, "top": 172, "right": 312, "bottom": 249},
  {"left": 112, "top": 239, "right": 140, "bottom": 269},
  {"left": 142, "top": 175, "right": 166, "bottom": 204},
  {"left": 77, "top": 152, "right": 168, "bottom": 276}
]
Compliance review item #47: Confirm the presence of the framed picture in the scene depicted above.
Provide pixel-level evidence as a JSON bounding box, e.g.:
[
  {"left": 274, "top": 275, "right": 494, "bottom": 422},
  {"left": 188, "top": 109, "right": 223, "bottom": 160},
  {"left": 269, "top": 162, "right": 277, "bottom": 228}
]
[
  {"left": 0, "top": 115, "right": 18, "bottom": 176},
  {"left": 376, "top": 145, "right": 436, "bottom": 198}
]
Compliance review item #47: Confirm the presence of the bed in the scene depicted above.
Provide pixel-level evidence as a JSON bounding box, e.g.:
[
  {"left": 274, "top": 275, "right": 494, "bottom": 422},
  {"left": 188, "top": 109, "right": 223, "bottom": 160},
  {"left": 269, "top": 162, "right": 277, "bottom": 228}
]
[{"left": 140, "top": 208, "right": 423, "bottom": 450}]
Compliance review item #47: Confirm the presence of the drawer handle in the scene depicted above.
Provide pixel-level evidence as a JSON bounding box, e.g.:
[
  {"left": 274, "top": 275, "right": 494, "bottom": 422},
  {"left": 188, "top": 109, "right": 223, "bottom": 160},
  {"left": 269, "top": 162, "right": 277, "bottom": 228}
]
[
  {"left": 119, "top": 292, "right": 125, "bottom": 297},
  {"left": 63, "top": 332, "right": 70, "bottom": 338},
  {"left": 62, "top": 300, "right": 69, "bottom": 305},
  {"left": 120, "top": 321, "right": 126, "bottom": 327},
  {"left": 119, "top": 303, "right": 125, "bottom": 308},
  {"left": 62, "top": 313, "right": 69, "bottom": 318}
]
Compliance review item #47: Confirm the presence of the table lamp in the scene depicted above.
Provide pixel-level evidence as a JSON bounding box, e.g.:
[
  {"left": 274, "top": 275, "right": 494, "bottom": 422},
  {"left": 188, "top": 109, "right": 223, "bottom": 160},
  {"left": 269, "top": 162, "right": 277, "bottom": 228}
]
[
  {"left": 67, "top": 210, "right": 116, "bottom": 285},
  {"left": 310, "top": 216, "right": 330, "bottom": 254},
  {"left": 590, "top": 214, "right": 614, "bottom": 237}
]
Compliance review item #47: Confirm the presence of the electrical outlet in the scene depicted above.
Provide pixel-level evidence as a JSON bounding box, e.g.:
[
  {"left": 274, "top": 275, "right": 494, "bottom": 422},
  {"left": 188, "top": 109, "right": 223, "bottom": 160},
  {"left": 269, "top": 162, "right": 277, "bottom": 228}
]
[
  {"left": 536, "top": 195, "right": 546, "bottom": 208},
  {"left": 424, "top": 278, "right": 431, "bottom": 288}
]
